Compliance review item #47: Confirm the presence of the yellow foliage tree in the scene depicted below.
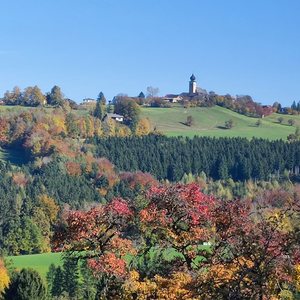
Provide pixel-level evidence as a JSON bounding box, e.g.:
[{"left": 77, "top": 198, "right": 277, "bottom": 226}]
[
  {"left": 155, "top": 272, "right": 196, "bottom": 300},
  {"left": 116, "top": 125, "right": 131, "bottom": 137},
  {"left": 122, "top": 271, "right": 197, "bottom": 300},
  {"left": 0, "top": 259, "right": 9, "bottom": 294},
  {"left": 295, "top": 264, "right": 300, "bottom": 291},
  {"left": 135, "top": 118, "right": 151, "bottom": 136},
  {"left": 122, "top": 270, "right": 157, "bottom": 299},
  {"left": 38, "top": 194, "right": 59, "bottom": 224}
]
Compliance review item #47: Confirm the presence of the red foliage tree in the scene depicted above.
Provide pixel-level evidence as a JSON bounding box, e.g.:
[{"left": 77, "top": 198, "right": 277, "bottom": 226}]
[
  {"left": 53, "top": 198, "right": 134, "bottom": 278},
  {"left": 139, "top": 183, "right": 215, "bottom": 270}
]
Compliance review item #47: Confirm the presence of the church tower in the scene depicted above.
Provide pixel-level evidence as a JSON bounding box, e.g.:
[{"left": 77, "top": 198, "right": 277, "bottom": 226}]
[{"left": 189, "top": 74, "right": 197, "bottom": 95}]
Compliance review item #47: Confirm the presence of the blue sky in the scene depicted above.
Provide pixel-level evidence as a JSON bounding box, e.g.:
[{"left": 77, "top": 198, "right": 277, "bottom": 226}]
[{"left": 1, "top": 0, "right": 300, "bottom": 105}]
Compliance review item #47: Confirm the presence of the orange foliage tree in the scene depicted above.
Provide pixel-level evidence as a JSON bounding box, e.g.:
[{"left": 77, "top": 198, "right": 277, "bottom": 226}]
[{"left": 0, "top": 259, "right": 9, "bottom": 294}]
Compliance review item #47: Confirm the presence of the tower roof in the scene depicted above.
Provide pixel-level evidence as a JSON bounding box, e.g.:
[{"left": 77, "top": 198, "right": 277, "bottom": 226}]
[{"left": 190, "top": 74, "right": 196, "bottom": 81}]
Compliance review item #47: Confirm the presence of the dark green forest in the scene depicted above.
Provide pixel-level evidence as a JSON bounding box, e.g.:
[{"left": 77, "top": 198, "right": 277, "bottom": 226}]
[{"left": 91, "top": 135, "right": 300, "bottom": 181}]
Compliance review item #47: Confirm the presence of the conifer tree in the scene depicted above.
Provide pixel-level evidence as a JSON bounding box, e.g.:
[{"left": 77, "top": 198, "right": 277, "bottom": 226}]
[
  {"left": 51, "top": 266, "right": 64, "bottom": 298},
  {"left": 46, "top": 263, "right": 56, "bottom": 298},
  {"left": 80, "top": 260, "right": 97, "bottom": 300},
  {"left": 3, "top": 268, "right": 47, "bottom": 300},
  {"left": 94, "top": 94, "right": 105, "bottom": 120},
  {"left": 97, "top": 91, "right": 106, "bottom": 105},
  {"left": 291, "top": 100, "right": 297, "bottom": 111},
  {"left": 62, "top": 257, "right": 80, "bottom": 298}
]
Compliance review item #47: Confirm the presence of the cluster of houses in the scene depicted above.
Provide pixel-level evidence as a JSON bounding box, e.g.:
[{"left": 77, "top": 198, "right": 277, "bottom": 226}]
[
  {"left": 79, "top": 74, "right": 211, "bottom": 122},
  {"left": 81, "top": 74, "right": 204, "bottom": 105}
]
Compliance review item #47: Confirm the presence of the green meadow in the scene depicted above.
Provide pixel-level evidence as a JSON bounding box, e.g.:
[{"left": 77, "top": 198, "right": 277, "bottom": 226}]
[
  {"left": 7, "top": 252, "right": 63, "bottom": 279},
  {"left": 6, "top": 244, "right": 211, "bottom": 280},
  {"left": 141, "top": 105, "right": 300, "bottom": 140}
]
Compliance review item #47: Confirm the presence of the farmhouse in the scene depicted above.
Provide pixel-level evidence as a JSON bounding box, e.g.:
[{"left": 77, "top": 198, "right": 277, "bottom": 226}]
[
  {"left": 104, "top": 113, "right": 124, "bottom": 122},
  {"left": 163, "top": 94, "right": 183, "bottom": 103},
  {"left": 81, "top": 98, "right": 96, "bottom": 105}
]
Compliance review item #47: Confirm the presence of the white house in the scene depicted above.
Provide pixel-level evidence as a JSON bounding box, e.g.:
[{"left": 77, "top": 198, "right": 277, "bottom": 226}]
[
  {"left": 104, "top": 113, "right": 124, "bottom": 122},
  {"left": 81, "top": 98, "right": 96, "bottom": 105}
]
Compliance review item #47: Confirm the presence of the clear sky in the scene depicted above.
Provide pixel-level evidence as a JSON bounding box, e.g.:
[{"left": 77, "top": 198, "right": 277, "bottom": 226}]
[{"left": 1, "top": 0, "right": 300, "bottom": 105}]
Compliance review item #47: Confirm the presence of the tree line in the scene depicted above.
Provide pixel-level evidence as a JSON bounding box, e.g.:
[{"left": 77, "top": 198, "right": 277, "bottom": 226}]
[{"left": 90, "top": 135, "right": 300, "bottom": 182}]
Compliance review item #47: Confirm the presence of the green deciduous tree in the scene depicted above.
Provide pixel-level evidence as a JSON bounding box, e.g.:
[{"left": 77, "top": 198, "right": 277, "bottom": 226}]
[
  {"left": 278, "top": 116, "right": 284, "bottom": 124},
  {"left": 114, "top": 97, "right": 140, "bottom": 128},
  {"left": 46, "top": 85, "right": 64, "bottom": 106},
  {"left": 225, "top": 119, "right": 233, "bottom": 129},
  {"left": 288, "top": 119, "right": 295, "bottom": 126},
  {"left": 186, "top": 115, "right": 194, "bottom": 126}
]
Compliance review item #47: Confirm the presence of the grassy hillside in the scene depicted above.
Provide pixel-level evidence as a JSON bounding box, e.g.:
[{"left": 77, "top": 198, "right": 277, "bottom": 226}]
[
  {"left": 141, "top": 106, "right": 300, "bottom": 140},
  {"left": 7, "top": 252, "right": 62, "bottom": 279},
  {"left": 0, "top": 104, "right": 299, "bottom": 142}
]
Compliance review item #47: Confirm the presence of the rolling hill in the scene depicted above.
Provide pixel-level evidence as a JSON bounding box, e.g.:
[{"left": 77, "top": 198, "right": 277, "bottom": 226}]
[{"left": 141, "top": 105, "right": 300, "bottom": 140}]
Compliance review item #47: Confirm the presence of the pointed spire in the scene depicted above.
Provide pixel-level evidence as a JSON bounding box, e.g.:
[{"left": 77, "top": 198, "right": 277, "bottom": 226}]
[{"left": 190, "top": 74, "right": 196, "bottom": 81}]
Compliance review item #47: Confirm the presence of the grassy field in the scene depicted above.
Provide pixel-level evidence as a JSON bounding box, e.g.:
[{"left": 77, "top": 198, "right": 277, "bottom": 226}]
[
  {"left": 7, "top": 252, "right": 63, "bottom": 279},
  {"left": 141, "top": 106, "right": 300, "bottom": 140},
  {"left": 6, "top": 244, "right": 211, "bottom": 280}
]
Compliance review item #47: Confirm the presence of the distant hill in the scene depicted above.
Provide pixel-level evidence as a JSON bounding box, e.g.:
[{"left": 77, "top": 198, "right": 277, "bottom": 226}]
[{"left": 141, "top": 105, "right": 300, "bottom": 140}]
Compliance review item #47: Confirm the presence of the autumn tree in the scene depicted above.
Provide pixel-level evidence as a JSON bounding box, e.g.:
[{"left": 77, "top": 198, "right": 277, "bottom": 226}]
[
  {"left": 139, "top": 184, "right": 215, "bottom": 270},
  {"left": 50, "top": 182, "right": 300, "bottom": 299},
  {"left": 114, "top": 97, "right": 140, "bottom": 128},
  {"left": 23, "top": 86, "right": 46, "bottom": 106},
  {"left": 192, "top": 196, "right": 300, "bottom": 299},
  {"left": 135, "top": 118, "right": 151, "bottom": 136},
  {"left": 3, "top": 86, "right": 22, "bottom": 105},
  {"left": 0, "top": 118, "right": 9, "bottom": 145},
  {"left": 53, "top": 199, "right": 136, "bottom": 298},
  {"left": 53, "top": 198, "right": 134, "bottom": 265},
  {"left": 0, "top": 259, "right": 9, "bottom": 295}
]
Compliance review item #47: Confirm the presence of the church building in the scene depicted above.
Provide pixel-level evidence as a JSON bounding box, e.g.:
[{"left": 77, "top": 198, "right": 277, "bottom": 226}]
[
  {"left": 189, "top": 74, "right": 197, "bottom": 95},
  {"left": 163, "top": 74, "right": 208, "bottom": 102}
]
